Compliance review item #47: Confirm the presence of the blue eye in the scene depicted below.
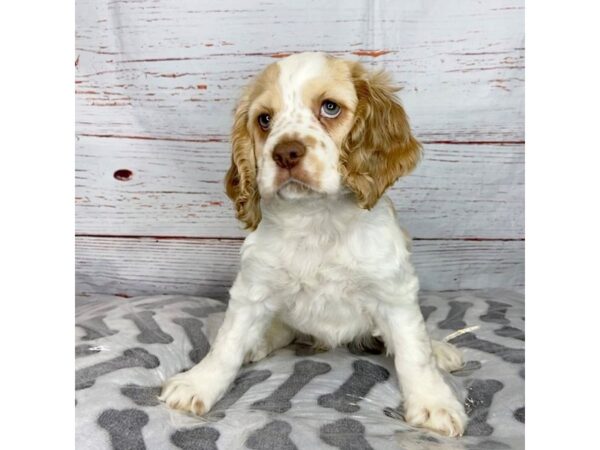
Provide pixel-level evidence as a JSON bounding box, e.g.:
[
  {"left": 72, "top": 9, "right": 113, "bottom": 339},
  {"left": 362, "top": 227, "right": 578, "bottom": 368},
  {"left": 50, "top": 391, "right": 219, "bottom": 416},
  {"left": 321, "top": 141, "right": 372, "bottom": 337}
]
[
  {"left": 320, "top": 100, "right": 341, "bottom": 118},
  {"left": 258, "top": 113, "right": 271, "bottom": 130}
]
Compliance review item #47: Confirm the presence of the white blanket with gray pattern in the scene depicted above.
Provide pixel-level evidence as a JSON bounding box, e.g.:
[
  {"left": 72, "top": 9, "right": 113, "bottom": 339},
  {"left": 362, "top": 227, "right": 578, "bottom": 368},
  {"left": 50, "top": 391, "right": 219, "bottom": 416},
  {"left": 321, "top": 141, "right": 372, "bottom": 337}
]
[{"left": 75, "top": 290, "right": 524, "bottom": 450}]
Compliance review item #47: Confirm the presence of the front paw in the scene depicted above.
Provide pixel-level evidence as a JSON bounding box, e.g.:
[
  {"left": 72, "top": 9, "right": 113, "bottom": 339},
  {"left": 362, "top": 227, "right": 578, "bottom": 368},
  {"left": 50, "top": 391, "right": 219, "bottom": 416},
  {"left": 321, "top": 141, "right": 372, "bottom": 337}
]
[
  {"left": 404, "top": 395, "right": 467, "bottom": 437},
  {"left": 159, "top": 371, "right": 220, "bottom": 416}
]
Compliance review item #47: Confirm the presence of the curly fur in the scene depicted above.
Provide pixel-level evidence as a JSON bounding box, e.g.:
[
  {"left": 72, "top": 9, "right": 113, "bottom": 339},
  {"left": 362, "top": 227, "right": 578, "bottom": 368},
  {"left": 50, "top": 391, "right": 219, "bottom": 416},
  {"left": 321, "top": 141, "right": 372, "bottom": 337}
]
[
  {"left": 225, "top": 92, "right": 261, "bottom": 230},
  {"left": 340, "top": 63, "right": 422, "bottom": 209}
]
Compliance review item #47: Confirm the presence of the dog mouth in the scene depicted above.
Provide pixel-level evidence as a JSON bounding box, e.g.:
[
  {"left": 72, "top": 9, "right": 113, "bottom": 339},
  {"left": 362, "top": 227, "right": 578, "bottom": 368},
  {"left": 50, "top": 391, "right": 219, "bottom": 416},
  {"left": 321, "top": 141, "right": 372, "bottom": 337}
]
[{"left": 276, "top": 179, "right": 321, "bottom": 199}]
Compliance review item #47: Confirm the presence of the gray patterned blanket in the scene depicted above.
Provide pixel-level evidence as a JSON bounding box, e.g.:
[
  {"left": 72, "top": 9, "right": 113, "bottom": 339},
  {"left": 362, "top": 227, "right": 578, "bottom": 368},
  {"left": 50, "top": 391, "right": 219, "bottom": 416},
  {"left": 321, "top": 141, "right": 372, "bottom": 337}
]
[{"left": 75, "top": 290, "right": 524, "bottom": 450}]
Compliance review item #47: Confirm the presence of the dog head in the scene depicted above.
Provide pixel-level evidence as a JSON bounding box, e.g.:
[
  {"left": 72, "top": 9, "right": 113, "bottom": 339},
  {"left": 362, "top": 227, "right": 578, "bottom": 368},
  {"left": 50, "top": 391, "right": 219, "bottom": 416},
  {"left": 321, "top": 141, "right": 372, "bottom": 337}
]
[{"left": 225, "top": 52, "right": 422, "bottom": 229}]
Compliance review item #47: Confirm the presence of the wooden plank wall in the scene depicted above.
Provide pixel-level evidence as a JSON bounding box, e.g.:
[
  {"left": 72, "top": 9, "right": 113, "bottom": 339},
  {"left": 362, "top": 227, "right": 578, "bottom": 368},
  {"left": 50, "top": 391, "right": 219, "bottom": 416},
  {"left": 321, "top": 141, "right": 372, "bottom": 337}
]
[{"left": 75, "top": 0, "right": 524, "bottom": 299}]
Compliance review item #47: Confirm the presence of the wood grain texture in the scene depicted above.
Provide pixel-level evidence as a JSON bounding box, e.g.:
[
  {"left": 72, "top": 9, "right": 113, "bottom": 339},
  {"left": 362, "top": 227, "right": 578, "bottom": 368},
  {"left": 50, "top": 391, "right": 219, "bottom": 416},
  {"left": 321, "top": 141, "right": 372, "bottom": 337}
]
[
  {"left": 75, "top": 0, "right": 525, "bottom": 296},
  {"left": 75, "top": 0, "right": 524, "bottom": 142},
  {"left": 76, "top": 236, "right": 524, "bottom": 299},
  {"left": 76, "top": 136, "right": 523, "bottom": 239}
]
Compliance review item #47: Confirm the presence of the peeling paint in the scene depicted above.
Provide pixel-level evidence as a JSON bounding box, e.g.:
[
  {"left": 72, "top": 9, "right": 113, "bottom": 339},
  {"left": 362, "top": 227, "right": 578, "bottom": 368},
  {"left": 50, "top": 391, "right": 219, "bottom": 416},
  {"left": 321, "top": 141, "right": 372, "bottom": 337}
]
[{"left": 351, "top": 49, "right": 391, "bottom": 57}]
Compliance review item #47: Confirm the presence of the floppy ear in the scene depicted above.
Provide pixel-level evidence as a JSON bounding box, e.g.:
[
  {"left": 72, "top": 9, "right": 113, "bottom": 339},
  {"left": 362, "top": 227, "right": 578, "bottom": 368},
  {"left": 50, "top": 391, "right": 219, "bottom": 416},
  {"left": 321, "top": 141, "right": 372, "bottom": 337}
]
[
  {"left": 225, "top": 94, "right": 261, "bottom": 230},
  {"left": 340, "top": 63, "right": 422, "bottom": 209}
]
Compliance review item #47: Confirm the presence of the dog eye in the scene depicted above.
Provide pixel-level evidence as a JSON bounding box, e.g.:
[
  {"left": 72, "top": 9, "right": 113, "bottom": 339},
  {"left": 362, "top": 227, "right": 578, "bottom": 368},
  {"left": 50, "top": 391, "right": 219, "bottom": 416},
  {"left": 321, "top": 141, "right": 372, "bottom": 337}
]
[
  {"left": 257, "top": 113, "right": 271, "bottom": 131},
  {"left": 320, "top": 100, "right": 341, "bottom": 119}
]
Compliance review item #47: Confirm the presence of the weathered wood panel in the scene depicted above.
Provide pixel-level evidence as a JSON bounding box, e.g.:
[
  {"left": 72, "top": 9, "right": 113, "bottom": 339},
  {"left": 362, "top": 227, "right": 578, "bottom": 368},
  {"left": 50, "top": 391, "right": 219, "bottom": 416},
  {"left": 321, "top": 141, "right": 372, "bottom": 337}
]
[
  {"left": 75, "top": 0, "right": 524, "bottom": 297},
  {"left": 75, "top": 0, "right": 524, "bottom": 142},
  {"left": 75, "top": 236, "right": 524, "bottom": 299},
  {"left": 76, "top": 136, "right": 524, "bottom": 239}
]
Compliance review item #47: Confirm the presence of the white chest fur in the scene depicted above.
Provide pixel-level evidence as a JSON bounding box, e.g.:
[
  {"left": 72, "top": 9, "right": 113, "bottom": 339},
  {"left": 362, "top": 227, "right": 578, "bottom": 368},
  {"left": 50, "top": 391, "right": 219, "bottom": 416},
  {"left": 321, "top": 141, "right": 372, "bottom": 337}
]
[{"left": 231, "top": 194, "right": 417, "bottom": 348}]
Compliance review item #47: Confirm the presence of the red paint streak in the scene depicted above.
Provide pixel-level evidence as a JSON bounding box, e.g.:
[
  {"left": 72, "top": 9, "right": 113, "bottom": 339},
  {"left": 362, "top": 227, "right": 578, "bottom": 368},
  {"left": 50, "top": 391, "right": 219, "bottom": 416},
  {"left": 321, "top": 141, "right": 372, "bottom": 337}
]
[
  {"left": 78, "top": 133, "right": 227, "bottom": 144},
  {"left": 270, "top": 52, "right": 292, "bottom": 58},
  {"left": 77, "top": 233, "right": 244, "bottom": 241},
  {"left": 197, "top": 84, "right": 208, "bottom": 90},
  {"left": 205, "top": 43, "right": 214, "bottom": 47},
  {"left": 422, "top": 140, "right": 524, "bottom": 146},
  {"left": 121, "top": 50, "right": 350, "bottom": 64},
  {"left": 448, "top": 51, "right": 508, "bottom": 56},
  {"left": 121, "top": 57, "right": 198, "bottom": 63},
  {"left": 207, "top": 201, "right": 224, "bottom": 206},
  {"left": 446, "top": 66, "right": 524, "bottom": 73},
  {"left": 351, "top": 49, "right": 391, "bottom": 57}
]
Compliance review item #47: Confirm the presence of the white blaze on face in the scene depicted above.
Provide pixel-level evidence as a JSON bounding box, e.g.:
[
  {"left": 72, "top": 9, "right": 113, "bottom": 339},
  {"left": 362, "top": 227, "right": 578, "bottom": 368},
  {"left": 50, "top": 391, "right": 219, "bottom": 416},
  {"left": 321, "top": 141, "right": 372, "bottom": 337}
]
[{"left": 255, "top": 52, "right": 353, "bottom": 200}]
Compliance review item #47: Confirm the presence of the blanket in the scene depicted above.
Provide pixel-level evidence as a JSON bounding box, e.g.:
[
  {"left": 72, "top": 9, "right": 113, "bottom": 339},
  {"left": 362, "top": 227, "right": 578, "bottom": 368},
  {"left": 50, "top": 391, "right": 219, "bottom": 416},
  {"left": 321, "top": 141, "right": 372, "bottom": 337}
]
[{"left": 75, "top": 290, "right": 524, "bottom": 449}]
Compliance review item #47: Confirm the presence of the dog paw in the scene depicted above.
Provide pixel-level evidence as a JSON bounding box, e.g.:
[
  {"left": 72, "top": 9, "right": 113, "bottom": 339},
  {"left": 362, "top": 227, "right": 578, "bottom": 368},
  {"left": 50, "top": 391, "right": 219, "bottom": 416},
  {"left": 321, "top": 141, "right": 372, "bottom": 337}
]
[
  {"left": 432, "top": 340, "right": 464, "bottom": 372},
  {"left": 404, "top": 396, "right": 467, "bottom": 437},
  {"left": 159, "top": 372, "right": 219, "bottom": 416}
]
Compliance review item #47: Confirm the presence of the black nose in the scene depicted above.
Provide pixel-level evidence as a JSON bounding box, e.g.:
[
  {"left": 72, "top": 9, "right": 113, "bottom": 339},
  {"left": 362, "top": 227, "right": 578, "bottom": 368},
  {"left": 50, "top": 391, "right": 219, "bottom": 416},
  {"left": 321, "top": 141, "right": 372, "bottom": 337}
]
[{"left": 272, "top": 140, "right": 306, "bottom": 169}]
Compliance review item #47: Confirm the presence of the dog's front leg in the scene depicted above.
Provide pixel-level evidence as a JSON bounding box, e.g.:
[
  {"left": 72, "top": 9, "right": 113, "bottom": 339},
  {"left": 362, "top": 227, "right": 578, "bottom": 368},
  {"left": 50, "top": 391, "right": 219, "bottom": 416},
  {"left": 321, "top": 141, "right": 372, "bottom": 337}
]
[
  {"left": 379, "top": 297, "right": 467, "bottom": 437},
  {"left": 160, "top": 295, "right": 272, "bottom": 416}
]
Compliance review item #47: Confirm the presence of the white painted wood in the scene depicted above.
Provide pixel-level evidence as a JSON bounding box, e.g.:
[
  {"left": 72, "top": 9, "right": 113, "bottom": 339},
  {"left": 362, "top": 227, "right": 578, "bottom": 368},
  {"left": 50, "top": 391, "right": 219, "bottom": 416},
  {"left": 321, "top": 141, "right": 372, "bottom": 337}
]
[
  {"left": 76, "top": 237, "right": 524, "bottom": 299},
  {"left": 75, "top": 0, "right": 524, "bottom": 142},
  {"left": 74, "top": 0, "right": 525, "bottom": 296},
  {"left": 76, "top": 137, "right": 523, "bottom": 239}
]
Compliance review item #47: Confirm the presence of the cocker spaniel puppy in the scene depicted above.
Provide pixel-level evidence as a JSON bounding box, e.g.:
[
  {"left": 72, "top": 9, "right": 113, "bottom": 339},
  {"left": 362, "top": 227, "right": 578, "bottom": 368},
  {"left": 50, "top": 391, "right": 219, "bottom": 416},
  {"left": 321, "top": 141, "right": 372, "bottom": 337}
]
[{"left": 160, "top": 52, "right": 467, "bottom": 437}]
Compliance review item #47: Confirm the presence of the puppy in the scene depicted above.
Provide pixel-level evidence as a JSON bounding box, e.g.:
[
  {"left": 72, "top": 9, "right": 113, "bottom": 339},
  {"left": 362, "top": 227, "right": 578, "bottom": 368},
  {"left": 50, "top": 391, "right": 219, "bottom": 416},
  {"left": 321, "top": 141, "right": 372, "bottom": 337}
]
[{"left": 160, "top": 52, "right": 467, "bottom": 437}]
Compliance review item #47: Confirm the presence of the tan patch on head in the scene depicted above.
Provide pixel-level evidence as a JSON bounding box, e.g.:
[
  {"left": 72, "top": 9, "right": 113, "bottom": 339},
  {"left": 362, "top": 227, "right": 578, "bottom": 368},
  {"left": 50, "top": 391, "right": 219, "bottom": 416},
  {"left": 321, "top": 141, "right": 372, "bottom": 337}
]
[
  {"left": 300, "top": 134, "right": 323, "bottom": 188},
  {"left": 302, "top": 134, "right": 317, "bottom": 149},
  {"left": 274, "top": 133, "right": 317, "bottom": 151},
  {"left": 248, "top": 63, "right": 283, "bottom": 160},
  {"left": 304, "top": 151, "right": 324, "bottom": 189},
  {"left": 300, "top": 57, "right": 358, "bottom": 146},
  {"left": 225, "top": 62, "right": 282, "bottom": 230},
  {"left": 248, "top": 62, "right": 281, "bottom": 105}
]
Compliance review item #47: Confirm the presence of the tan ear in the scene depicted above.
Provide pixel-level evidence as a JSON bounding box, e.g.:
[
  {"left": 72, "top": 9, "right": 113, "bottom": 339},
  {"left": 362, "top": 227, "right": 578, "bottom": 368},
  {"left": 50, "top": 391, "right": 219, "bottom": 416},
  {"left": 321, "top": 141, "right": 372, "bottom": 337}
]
[
  {"left": 224, "top": 94, "right": 261, "bottom": 230},
  {"left": 340, "top": 63, "right": 422, "bottom": 209}
]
